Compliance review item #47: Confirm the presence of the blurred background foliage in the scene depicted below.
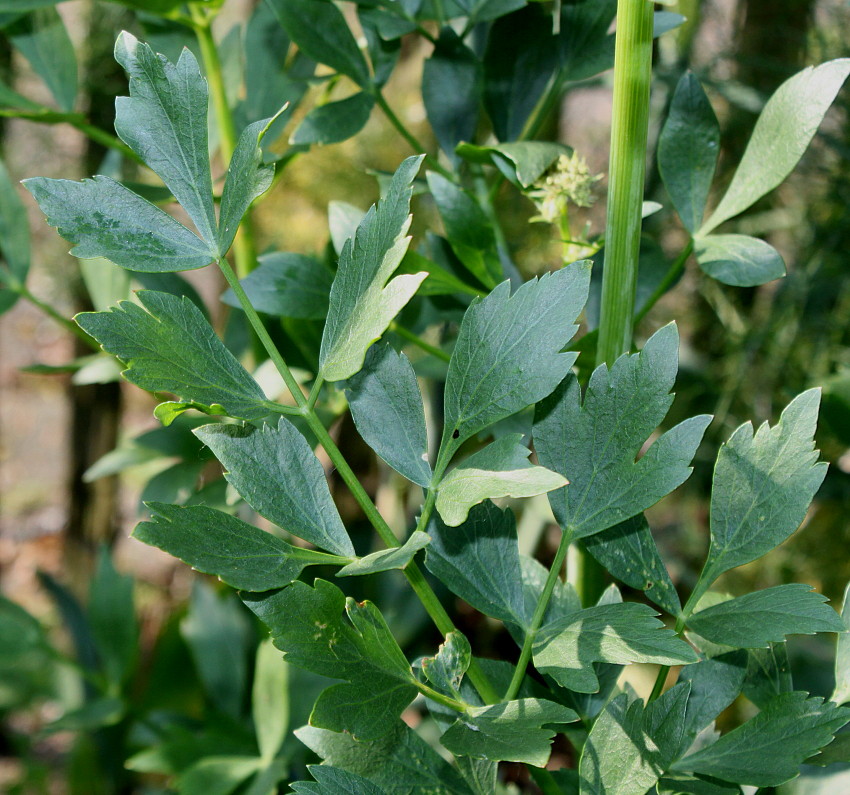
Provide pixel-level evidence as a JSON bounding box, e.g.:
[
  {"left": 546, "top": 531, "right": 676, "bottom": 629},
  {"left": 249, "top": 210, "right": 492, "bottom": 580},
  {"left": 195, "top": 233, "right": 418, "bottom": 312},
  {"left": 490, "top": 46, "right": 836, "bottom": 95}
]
[{"left": 0, "top": 0, "right": 849, "bottom": 791}]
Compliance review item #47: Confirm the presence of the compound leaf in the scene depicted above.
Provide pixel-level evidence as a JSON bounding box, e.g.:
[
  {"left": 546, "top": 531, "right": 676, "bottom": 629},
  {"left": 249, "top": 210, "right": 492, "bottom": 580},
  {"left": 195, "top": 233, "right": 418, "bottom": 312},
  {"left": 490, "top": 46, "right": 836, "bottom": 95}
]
[
  {"left": 24, "top": 176, "right": 215, "bottom": 272},
  {"left": 295, "top": 721, "right": 474, "bottom": 794},
  {"left": 133, "top": 503, "right": 344, "bottom": 591},
  {"left": 533, "top": 602, "right": 698, "bottom": 693},
  {"left": 658, "top": 72, "right": 719, "bottom": 234},
  {"left": 243, "top": 580, "right": 417, "bottom": 740},
  {"left": 701, "top": 59, "right": 850, "bottom": 234},
  {"left": 345, "top": 344, "right": 432, "bottom": 487},
  {"left": 218, "top": 117, "right": 277, "bottom": 256},
  {"left": 440, "top": 699, "right": 579, "bottom": 767},
  {"left": 195, "top": 419, "right": 354, "bottom": 557},
  {"left": 583, "top": 514, "right": 682, "bottom": 616},
  {"left": 534, "top": 323, "right": 711, "bottom": 539},
  {"left": 222, "top": 252, "right": 332, "bottom": 320},
  {"left": 76, "top": 290, "right": 267, "bottom": 419},
  {"left": 266, "top": 0, "right": 371, "bottom": 88},
  {"left": 673, "top": 693, "right": 850, "bottom": 787},
  {"left": 435, "top": 434, "right": 567, "bottom": 526},
  {"left": 320, "top": 156, "right": 426, "bottom": 381},
  {"left": 685, "top": 584, "right": 844, "bottom": 648},
  {"left": 442, "top": 262, "right": 591, "bottom": 452},
  {"left": 336, "top": 532, "right": 430, "bottom": 577},
  {"left": 694, "top": 234, "right": 785, "bottom": 287},
  {"left": 114, "top": 32, "right": 218, "bottom": 247},
  {"left": 699, "top": 389, "right": 827, "bottom": 588}
]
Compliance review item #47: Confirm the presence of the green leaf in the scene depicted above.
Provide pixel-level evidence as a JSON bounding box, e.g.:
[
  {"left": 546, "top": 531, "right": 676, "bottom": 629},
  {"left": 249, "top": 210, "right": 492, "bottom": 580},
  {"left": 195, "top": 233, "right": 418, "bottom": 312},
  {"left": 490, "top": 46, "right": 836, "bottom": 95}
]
[
  {"left": 644, "top": 682, "right": 692, "bottom": 768},
  {"left": 114, "top": 32, "right": 218, "bottom": 248},
  {"left": 583, "top": 514, "right": 682, "bottom": 616},
  {"left": 182, "top": 581, "right": 252, "bottom": 718},
  {"left": 425, "top": 502, "right": 525, "bottom": 626},
  {"left": 422, "top": 631, "right": 470, "bottom": 698},
  {"left": 483, "top": 6, "right": 558, "bottom": 141},
  {"left": 266, "top": 0, "right": 371, "bottom": 88},
  {"left": 701, "top": 59, "right": 850, "bottom": 234},
  {"left": 292, "top": 766, "right": 386, "bottom": 794},
  {"left": 694, "top": 234, "right": 785, "bottom": 287},
  {"left": 397, "top": 249, "right": 483, "bottom": 297},
  {"left": 133, "top": 503, "right": 344, "bottom": 591},
  {"left": 658, "top": 72, "right": 720, "bottom": 234},
  {"left": 291, "top": 92, "right": 375, "bottom": 146},
  {"left": 422, "top": 29, "right": 481, "bottom": 162},
  {"left": 45, "top": 696, "right": 126, "bottom": 733},
  {"left": 579, "top": 694, "right": 660, "bottom": 795},
  {"left": 7, "top": 8, "right": 76, "bottom": 112},
  {"left": 0, "top": 158, "right": 30, "bottom": 314},
  {"left": 686, "top": 584, "right": 844, "bottom": 648},
  {"left": 658, "top": 775, "right": 742, "bottom": 795},
  {"left": 295, "top": 721, "right": 475, "bottom": 794},
  {"left": 337, "top": 532, "right": 430, "bottom": 577},
  {"left": 222, "top": 252, "right": 332, "bottom": 320},
  {"left": 673, "top": 693, "right": 850, "bottom": 787},
  {"left": 88, "top": 548, "right": 137, "bottom": 686},
  {"left": 243, "top": 580, "right": 418, "bottom": 740},
  {"left": 195, "top": 419, "right": 354, "bottom": 557},
  {"left": 806, "top": 731, "right": 850, "bottom": 766},
  {"left": 678, "top": 651, "right": 748, "bottom": 742},
  {"left": 320, "top": 156, "right": 426, "bottom": 381},
  {"left": 218, "top": 118, "right": 277, "bottom": 256},
  {"left": 426, "top": 171, "right": 502, "bottom": 289},
  {"left": 75, "top": 290, "right": 267, "bottom": 420},
  {"left": 435, "top": 434, "right": 567, "bottom": 526},
  {"left": 557, "top": 0, "right": 618, "bottom": 82},
  {"left": 455, "top": 141, "right": 572, "bottom": 188},
  {"left": 533, "top": 602, "right": 698, "bottom": 693},
  {"left": 832, "top": 582, "right": 850, "bottom": 705},
  {"left": 345, "top": 344, "right": 432, "bottom": 487},
  {"left": 743, "top": 643, "right": 794, "bottom": 709},
  {"left": 177, "top": 757, "right": 265, "bottom": 795},
  {"left": 442, "top": 262, "right": 591, "bottom": 451},
  {"left": 534, "top": 323, "right": 711, "bottom": 539},
  {"left": 24, "top": 175, "right": 215, "bottom": 272},
  {"left": 0, "top": 595, "right": 48, "bottom": 665},
  {"left": 699, "top": 389, "right": 827, "bottom": 588},
  {"left": 252, "top": 638, "right": 289, "bottom": 762},
  {"left": 440, "top": 699, "right": 578, "bottom": 767}
]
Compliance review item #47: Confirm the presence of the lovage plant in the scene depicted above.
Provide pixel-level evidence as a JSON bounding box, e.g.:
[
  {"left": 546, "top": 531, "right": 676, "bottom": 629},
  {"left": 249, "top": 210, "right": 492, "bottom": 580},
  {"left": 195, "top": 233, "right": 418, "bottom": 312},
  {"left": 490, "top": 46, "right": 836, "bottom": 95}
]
[{"left": 18, "top": 0, "right": 850, "bottom": 793}]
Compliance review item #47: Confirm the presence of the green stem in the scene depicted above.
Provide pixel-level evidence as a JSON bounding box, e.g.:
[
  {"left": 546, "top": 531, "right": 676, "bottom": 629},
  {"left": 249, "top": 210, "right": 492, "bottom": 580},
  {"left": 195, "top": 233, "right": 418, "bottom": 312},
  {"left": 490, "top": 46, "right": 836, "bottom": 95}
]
[
  {"left": 416, "top": 680, "right": 469, "bottom": 712},
  {"left": 218, "top": 258, "right": 306, "bottom": 404},
  {"left": 391, "top": 322, "right": 451, "bottom": 362},
  {"left": 373, "top": 92, "right": 453, "bottom": 180},
  {"left": 17, "top": 284, "right": 100, "bottom": 349},
  {"left": 520, "top": 66, "right": 567, "bottom": 143},
  {"left": 575, "top": 0, "right": 654, "bottom": 607},
  {"left": 596, "top": 0, "right": 654, "bottom": 366},
  {"left": 648, "top": 589, "right": 701, "bottom": 701},
  {"left": 306, "top": 376, "right": 325, "bottom": 410},
  {"left": 191, "top": 5, "right": 258, "bottom": 277},
  {"left": 503, "top": 528, "right": 573, "bottom": 701},
  {"left": 633, "top": 239, "right": 694, "bottom": 326}
]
